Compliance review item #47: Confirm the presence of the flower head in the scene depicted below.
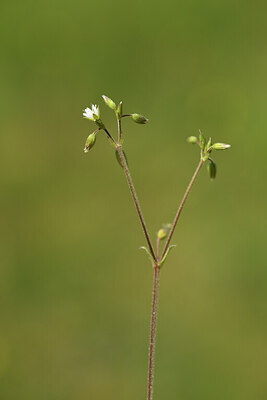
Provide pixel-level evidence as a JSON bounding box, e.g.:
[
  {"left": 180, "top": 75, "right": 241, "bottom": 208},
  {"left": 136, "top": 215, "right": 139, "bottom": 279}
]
[{"left": 83, "top": 104, "right": 100, "bottom": 121}]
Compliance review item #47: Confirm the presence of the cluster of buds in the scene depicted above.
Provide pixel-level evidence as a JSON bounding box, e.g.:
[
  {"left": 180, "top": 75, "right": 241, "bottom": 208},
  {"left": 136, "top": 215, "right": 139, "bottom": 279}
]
[
  {"left": 82, "top": 95, "right": 149, "bottom": 157},
  {"left": 187, "top": 130, "right": 231, "bottom": 180}
]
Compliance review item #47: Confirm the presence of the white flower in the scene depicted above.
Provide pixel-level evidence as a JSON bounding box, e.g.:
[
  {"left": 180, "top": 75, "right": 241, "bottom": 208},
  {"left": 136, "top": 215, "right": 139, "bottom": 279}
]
[{"left": 83, "top": 104, "right": 100, "bottom": 121}]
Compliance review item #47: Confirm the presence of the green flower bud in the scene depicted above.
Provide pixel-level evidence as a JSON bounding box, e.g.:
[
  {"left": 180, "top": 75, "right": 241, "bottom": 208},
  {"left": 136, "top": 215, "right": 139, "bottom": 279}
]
[
  {"left": 84, "top": 133, "right": 96, "bottom": 153},
  {"left": 187, "top": 136, "right": 197, "bottom": 144},
  {"left": 207, "top": 158, "right": 216, "bottom": 180},
  {"left": 199, "top": 130, "right": 206, "bottom": 150},
  {"left": 157, "top": 228, "right": 167, "bottom": 240},
  {"left": 131, "top": 113, "right": 148, "bottom": 124},
  {"left": 206, "top": 137, "right": 212, "bottom": 152},
  {"left": 117, "top": 101, "right": 123, "bottom": 119},
  {"left": 102, "top": 95, "right": 116, "bottom": 110},
  {"left": 115, "top": 149, "right": 128, "bottom": 168},
  {"left": 212, "top": 143, "right": 231, "bottom": 150},
  {"left": 157, "top": 223, "right": 171, "bottom": 240}
]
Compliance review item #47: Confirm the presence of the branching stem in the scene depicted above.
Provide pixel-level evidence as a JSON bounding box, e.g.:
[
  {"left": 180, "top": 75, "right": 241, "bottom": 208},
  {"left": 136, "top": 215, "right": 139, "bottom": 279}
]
[
  {"left": 116, "top": 123, "right": 203, "bottom": 400},
  {"left": 116, "top": 145, "right": 157, "bottom": 263},
  {"left": 160, "top": 159, "right": 204, "bottom": 261}
]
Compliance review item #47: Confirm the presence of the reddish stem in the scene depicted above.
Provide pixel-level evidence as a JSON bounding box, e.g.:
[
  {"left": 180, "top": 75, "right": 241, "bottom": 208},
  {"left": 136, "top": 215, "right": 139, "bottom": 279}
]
[
  {"left": 117, "top": 145, "right": 157, "bottom": 262},
  {"left": 160, "top": 159, "right": 203, "bottom": 261},
  {"left": 147, "top": 265, "right": 160, "bottom": 400}
]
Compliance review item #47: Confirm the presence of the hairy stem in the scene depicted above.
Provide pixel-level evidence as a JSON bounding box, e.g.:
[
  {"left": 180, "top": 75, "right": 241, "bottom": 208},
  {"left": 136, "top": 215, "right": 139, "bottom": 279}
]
[
  {"left": 161, "top": 159, "right": 204, "bottom": 261},
  {"left": 117, "top": 119, "right": 122, "bottom": 144},
  {"left": 116, "top": 145, "right": 157, "bottom": 262},
  {"left": 156, "top": 237, "right": 160, "bottom": 261},
  {"left": 147, "top": 265, "right": 160, "bottom": 400}
]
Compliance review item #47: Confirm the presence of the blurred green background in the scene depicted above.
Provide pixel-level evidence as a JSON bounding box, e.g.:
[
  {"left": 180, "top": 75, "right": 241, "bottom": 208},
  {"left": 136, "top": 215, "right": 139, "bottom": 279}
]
[{"left": 1, "top": 0, "right": 266, "bottom": 399}]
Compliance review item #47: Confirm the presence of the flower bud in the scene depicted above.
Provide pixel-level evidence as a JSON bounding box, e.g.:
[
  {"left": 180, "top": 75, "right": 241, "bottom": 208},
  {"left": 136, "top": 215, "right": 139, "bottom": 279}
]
[
  {"left": 131, "top": 113, "right": 148, "bottom": 124},
  {"left": 84, "top": 133, "right": 96, "bottom": 153},
  {"left": 102, "top": 95, "right": 116, "bottom": 110},
  {"left": 157, "top": 228, "right": 167, "bottom": 240},
  {"left": 117, "top": 101, "right": 123, "bottom": 119},
  {"left": 115, "top": 149, "right": 128, "bottom": 167},
  {"left": 206, "top": 137, "right": 212, "bottom": 152},
  {"left": 187, "top": 136, "right": 197, "bottom": 144},
  {"left": 199, "top": 130, "right": 206, "bottom": 149},
  {"left": 207, "top": 158, "right": 216, "bottom": 180},
  {"left": 212, "top": 143, "right": 231, "bottom": 150},
  {"left": 157, "top": 224, "right": 171, "bottom": 240}
]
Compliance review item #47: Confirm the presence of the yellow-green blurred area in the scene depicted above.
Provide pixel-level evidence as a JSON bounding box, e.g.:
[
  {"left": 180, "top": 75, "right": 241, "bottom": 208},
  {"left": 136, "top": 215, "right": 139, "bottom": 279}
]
[{"left": 0, "top": 0, "right": 266, "bottom": 398}]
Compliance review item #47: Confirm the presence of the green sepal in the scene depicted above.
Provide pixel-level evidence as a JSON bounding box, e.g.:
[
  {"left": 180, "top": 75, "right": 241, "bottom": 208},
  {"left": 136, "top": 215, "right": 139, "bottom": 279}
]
[
  {"left": 139, "top": 246, "right": 155, "bottom": 265},
  {"left": 159, "top": 245, "right": 176, "bottom": 268}
]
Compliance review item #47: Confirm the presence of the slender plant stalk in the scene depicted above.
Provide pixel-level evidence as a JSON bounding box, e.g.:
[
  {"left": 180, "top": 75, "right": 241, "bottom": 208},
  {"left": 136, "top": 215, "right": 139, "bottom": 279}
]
[
  {"left": 116, "top": 145, "right": 157, "bottom": 263},
  {"left": 117, "top": 119, "right": 122, "bottom": 144},
  {"left": 160, "top": 159, "right": 204, "bottom": 261},
  {"left": 117, "top": 147, "right": 203, "bottom": 400},
  {"left": 83, "top": 97, "right": 230, "bottom": 400},
  {"left": 147, "top": 265, "right": 160, "bottom": 400},
  {"left": 104, "top": 128, "right": 116, "bottom": 144},
  {"left": 156, "top": 237, "right": 160, "bottom": 260}
]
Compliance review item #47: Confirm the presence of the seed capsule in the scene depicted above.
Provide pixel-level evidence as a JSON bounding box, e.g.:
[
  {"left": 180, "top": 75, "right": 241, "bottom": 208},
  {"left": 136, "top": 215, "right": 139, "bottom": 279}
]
[{"left": 207, "top": 158, "right": 216, "bottom": 180}]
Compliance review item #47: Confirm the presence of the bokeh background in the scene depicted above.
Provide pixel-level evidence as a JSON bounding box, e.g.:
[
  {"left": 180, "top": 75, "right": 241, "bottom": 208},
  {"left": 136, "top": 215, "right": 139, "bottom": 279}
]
[{"left": 1, "top": 0, "right": 266, "bottom": 399}]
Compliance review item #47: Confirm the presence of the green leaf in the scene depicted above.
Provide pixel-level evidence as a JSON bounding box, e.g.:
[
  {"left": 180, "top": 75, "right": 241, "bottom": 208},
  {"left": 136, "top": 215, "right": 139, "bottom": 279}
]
[
  {"left": 139, "top": 246, "right": 155, "bottom": 264},
  {"left": 159, "top": 245, "right": 176, "bottom": 267}
]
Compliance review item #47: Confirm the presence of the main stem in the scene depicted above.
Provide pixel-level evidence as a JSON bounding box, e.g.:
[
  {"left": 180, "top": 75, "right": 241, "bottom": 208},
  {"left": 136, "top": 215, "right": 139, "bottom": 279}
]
[
  {"left": 161, "top": 159, "right": 204, "bottom": 261},
  {"left": 147, "top": 265, "right": 160, "bottom": 400},
  {"left": 116, "top": 145, "right": 157, "bottom": 262}
]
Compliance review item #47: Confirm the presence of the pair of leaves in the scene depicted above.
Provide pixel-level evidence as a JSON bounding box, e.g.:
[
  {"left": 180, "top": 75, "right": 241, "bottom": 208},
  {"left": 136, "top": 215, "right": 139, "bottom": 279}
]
[{"left": 140, "top": 245, "right": 176, "bottom": 268}]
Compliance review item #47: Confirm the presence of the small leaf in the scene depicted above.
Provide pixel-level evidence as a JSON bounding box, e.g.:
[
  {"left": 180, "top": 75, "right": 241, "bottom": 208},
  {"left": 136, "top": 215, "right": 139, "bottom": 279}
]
[
  {"left": 139, "top": 246, "right": 155, "bottom": 264},
  {"left": 159, "top": 245, "right": 176, "bottom": 267}
]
